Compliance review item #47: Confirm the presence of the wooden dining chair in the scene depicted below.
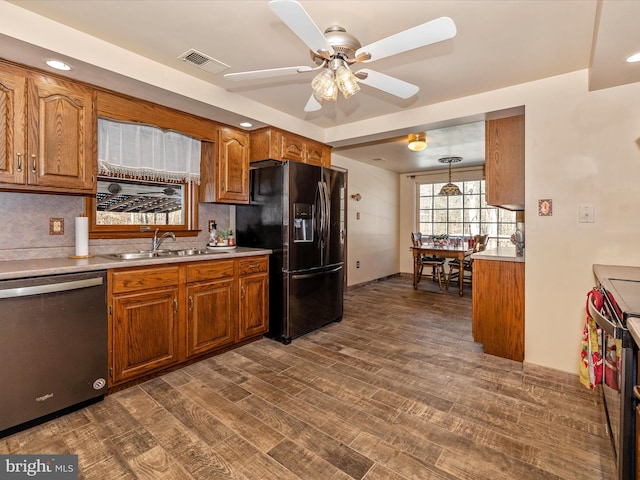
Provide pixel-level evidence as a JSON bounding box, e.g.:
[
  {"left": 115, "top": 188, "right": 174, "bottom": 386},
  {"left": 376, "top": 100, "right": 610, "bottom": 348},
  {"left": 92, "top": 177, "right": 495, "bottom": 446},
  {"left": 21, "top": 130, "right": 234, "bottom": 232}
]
[
  {"left": 446, "top": 234, "right": 489, "bottom": 290},
  {"left": 411, "top": 232, "right": 447, "bottom": 290}
]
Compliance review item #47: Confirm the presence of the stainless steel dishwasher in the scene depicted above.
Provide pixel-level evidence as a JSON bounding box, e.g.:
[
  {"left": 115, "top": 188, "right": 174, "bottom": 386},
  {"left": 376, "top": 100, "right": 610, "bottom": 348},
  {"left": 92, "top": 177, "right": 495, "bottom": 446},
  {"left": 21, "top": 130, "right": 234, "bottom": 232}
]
[{"left": 0, "top": 270, "right": 108, "bottom": 435}]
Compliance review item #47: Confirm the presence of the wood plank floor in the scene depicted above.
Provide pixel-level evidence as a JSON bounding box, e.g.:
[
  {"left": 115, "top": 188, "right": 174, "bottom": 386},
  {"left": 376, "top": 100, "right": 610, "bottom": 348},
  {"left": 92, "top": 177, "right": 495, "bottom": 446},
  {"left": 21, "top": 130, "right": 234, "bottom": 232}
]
[{"left": 1, "top": 276, "right": 616, "bottom": 479}]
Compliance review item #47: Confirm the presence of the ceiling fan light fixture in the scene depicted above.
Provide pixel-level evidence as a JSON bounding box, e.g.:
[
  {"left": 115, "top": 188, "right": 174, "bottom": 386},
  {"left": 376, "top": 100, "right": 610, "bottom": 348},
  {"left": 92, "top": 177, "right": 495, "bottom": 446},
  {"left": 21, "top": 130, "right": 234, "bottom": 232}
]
[
  {"left": 311, "top": 69, "right": 338, "bottom": 101},
  {"left": 407, "top": 133, "right": 427, "bottom": 151},
  {"left": 335, "top": 65, "right": 360, "bottom": 99},
  {"left": 438, "top": 156, "right": 463, "bottom": 196}
]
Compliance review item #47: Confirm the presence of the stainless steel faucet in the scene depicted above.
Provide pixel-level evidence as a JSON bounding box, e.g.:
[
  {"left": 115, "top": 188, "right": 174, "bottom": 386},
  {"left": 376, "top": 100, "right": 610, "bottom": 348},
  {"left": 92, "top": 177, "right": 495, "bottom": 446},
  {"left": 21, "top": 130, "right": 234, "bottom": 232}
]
[{"left": 152, "top": 228, "right": 176, "bottom": 251}]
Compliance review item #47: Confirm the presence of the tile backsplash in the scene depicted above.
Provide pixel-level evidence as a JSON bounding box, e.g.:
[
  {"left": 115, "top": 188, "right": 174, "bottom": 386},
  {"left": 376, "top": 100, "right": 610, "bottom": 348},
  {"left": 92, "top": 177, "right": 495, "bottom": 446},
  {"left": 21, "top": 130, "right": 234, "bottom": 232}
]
[{"left": 0, "top": 192, "right": 231, "bottom": 261}]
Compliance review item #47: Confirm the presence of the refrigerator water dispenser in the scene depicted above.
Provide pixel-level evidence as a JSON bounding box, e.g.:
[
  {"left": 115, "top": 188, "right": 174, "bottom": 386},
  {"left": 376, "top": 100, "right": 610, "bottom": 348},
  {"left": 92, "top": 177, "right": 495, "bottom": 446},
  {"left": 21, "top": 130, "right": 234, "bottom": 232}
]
[{"left": 293, "top": 203, "right": 313, "bottom": 242}]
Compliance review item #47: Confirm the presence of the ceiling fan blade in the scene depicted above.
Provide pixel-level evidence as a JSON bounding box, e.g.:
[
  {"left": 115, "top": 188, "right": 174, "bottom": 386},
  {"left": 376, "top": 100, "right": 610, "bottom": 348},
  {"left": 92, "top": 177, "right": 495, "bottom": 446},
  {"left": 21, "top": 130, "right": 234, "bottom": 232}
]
[
  {"left": 304, "top": 94, "right": 322, "bottom": 112},
  {"left": 356, "top": 16, "right": 456, "bottom": 62},
  {"left": 355, "top": 69, "right": 419, "bottom": 99},
  {"left": 224, "top": 65, "right": 312, "bottom": 81},
  {"left": 269, "top": 0, "right": 333, "bottom": 55}
]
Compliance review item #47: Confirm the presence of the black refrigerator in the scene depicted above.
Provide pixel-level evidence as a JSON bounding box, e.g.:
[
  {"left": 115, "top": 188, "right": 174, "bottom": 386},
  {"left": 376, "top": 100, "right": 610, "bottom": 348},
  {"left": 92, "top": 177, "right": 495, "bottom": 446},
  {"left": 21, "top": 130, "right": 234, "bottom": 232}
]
[{"left": 236, "top": 161, "right": 346, "bottom": 344}]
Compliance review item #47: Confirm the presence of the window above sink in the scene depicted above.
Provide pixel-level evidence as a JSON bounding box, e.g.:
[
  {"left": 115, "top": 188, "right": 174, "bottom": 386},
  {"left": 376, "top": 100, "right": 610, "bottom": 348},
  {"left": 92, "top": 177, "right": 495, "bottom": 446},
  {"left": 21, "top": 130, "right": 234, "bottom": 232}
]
[{"left": 86, "top": 177, "right": 198, "bottom": 239}]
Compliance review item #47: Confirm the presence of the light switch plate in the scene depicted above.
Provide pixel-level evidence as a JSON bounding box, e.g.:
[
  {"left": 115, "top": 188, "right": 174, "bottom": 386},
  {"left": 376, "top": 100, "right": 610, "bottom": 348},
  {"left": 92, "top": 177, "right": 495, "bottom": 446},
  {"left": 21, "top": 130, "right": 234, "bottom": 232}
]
[{"left": 578, "top": 204, "right": 595, "bottom": 223}]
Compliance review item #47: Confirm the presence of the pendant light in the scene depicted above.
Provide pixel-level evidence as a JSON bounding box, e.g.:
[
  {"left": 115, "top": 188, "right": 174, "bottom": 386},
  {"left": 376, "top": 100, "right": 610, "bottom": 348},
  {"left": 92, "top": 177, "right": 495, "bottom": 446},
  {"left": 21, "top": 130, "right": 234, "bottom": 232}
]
[
  {"left": 407, "top": 133, "right": 427, "bottom": 152},
  {"left": 438, "top": 156, "right": 463, "bottom": 196}
]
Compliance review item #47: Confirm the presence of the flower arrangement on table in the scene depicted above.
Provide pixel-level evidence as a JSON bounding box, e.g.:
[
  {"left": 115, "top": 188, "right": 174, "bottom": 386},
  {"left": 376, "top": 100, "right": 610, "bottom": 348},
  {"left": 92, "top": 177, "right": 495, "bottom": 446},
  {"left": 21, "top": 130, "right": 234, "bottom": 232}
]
[{"left": 432, "top": 234, "right": 449, "bottom": 247}]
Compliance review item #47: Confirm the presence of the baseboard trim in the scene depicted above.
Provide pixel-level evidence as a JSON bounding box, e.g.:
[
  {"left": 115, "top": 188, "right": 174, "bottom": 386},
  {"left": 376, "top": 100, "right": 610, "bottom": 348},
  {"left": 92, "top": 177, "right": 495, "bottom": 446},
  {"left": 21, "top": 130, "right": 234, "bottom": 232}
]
[{"left": 347, "top": 273, "right": 402, "bottom": 291}]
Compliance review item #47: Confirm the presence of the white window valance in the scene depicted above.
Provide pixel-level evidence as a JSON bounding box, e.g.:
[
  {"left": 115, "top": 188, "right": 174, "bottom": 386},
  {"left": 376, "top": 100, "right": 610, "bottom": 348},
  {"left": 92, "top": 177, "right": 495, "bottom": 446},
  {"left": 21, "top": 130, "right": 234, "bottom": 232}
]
[{"left": 98, "top": 118, "right": 201, "bottom": 184}]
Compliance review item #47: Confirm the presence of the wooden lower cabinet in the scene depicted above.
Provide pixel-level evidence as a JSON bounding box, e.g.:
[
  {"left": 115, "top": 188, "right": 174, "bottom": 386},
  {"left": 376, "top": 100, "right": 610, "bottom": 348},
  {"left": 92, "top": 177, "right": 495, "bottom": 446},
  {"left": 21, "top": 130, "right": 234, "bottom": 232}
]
[
  {"left": 108, "top": 255, "right": 268, "bottom": 387},
  {"left": 111, "top": 287, "right": 180, "bottom": 385},
  {"left": 238, "top": 256, "right": 269, "bottom": 340},
  {"left": 186, "top": 278, "right": 236, "bottom": 357},
  {"left": 472, "top": 258, "right": 524, "bottom": 362}
]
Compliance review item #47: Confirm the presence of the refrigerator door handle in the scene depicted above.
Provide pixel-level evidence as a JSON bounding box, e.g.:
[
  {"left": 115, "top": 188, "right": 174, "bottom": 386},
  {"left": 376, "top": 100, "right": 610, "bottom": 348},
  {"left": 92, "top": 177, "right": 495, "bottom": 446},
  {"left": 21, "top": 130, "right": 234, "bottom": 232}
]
[
  {"left": 291, "top": 265, "right": 343, "bottom": 280},
  {"left": 317, "top": 180, "right": 327, "bottom": 241},
  {"left": 322, "top": 180, "right": 330, "bottom": 241}
]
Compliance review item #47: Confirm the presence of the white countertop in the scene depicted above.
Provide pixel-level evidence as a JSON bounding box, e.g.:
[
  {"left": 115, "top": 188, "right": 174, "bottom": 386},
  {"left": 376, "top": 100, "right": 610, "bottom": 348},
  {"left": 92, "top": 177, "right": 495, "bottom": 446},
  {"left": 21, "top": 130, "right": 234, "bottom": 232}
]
[
  {"left": 593, "top": 264, "right": 640, "bottom": 283},
  {"left": 471, "top": 246, "right": 524, "bottom": 263},
  {"left": 0, "top": 247, "right": 272, "bottom": 280}
]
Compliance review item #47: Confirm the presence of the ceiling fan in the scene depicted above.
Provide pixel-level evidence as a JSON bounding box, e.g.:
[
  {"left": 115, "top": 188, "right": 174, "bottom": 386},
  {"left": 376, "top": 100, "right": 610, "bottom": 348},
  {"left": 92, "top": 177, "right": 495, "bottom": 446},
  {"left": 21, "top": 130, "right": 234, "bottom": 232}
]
[{"left": 224, "top": 0, "right": 457, "bottom": 112}]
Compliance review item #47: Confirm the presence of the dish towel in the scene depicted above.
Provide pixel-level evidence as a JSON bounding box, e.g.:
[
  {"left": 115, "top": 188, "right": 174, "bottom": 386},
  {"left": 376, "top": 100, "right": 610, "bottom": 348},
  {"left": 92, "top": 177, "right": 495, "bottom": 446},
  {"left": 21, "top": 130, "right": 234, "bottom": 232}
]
[{"left": 580, "top": 289, "right": 603, "bottom": 390}]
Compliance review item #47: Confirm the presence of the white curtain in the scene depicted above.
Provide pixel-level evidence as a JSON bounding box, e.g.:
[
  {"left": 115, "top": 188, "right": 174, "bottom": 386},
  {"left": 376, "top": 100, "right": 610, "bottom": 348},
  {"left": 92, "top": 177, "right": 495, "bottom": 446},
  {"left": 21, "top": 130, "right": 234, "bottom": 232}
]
[{"left": 98, "top": 118, "right": 201, "bottom": 183}]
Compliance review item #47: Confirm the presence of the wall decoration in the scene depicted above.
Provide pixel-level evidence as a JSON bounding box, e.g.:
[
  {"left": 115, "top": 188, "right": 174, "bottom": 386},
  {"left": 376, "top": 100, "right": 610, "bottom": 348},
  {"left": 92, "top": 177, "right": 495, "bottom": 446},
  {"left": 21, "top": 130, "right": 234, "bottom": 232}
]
[{"left": 538, "top": 199, "right": 553, "bottom": 216}]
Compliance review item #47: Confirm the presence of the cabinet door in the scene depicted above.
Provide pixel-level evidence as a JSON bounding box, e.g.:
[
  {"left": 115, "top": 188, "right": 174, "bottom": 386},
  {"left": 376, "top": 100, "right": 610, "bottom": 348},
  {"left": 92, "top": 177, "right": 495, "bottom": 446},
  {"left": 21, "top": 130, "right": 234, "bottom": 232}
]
[
  {"left": 0, "top": 70, "right": 27, "bottom": 185},
  {"left": 280, "top": 132, "right": 305, "bottom": 162},
  {"left": 485, "top": 115, "right": 524, "bottom": 210},
  {"left": 28, "top": 76, "right": 95, "bottom": 192},
  {"left": 111, "top": 288, "right": 180, "bottom": 385},
  {"left": 217, "top": 127, "right": 249, "bottom": 203},
  {"left": 186, "top": 278, "right": 235, "bottom": 357},
  {"left": 238, "top": 273, "right": 268, "bottom": 340},
  {"left": 472, "top": 259, "right": 524, "bottom": 361},
  {"left": 304, "top": 141, "right": 324, "bottom": 166}
]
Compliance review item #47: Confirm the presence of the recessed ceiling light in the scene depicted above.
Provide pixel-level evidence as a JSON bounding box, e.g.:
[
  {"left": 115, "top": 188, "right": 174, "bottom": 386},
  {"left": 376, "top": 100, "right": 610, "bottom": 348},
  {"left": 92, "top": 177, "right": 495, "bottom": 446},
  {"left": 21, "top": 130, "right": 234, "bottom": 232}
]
[
  {"left": 46, "top": 59, "right": 71, "bottom": 71},
  {"left": 239, "top": 121, "right": 253, "bottom": 128},
  {"left": 626, "top": 52, "right": 640, "bottom": 63}
]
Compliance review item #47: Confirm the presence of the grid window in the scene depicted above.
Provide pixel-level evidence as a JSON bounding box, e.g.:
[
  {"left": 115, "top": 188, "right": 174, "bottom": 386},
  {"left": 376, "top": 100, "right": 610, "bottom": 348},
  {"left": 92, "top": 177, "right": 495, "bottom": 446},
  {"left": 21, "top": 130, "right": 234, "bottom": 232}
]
[{"left": 417, "top": 180, "right": 516, "bottom": 248}]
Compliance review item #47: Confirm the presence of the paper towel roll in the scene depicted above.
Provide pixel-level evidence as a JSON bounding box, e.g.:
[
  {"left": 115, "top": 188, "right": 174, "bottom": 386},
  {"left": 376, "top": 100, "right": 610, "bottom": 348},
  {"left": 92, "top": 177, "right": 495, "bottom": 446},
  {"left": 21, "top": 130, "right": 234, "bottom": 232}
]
[{"left": 75, "top": 216, "right": 89, "bottom": 257}]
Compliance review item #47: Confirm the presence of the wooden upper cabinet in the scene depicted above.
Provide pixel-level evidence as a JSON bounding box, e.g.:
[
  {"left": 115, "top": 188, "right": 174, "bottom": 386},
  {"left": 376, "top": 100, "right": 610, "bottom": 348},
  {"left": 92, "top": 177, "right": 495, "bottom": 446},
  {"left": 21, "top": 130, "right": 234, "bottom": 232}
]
[
  {"left": 0, "top": 62, "right": 95, "bottom": 194},
  {"left": 218, "top": 127, "right": 250, "bottom": 203},
  {"left": 485, "top": 114, "right": 524, "bottom": 211},
  {"left": 30, "top": 74, "right": 95, "bottom": 191},
  {"left": 199, "top": 127, "right": 250, "bottom": 204},
  {"left": 0, "top": 70, "right": 26, "bottom": 185},
  {"left": 250, "top": 127, "right": 331, "bottom": 167}
]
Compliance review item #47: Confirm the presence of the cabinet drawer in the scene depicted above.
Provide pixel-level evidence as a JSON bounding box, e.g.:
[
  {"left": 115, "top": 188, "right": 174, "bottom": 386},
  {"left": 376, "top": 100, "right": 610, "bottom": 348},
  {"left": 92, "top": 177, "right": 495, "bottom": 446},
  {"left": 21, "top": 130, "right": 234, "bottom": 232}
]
[
  {"left": 111, "top": 266, "right": 180, "bottom": 294},
  {"left": 186, "top": 259, "right": 235, "bottom": 283},
  {"left": 239, "top": 256, "right": 268, "bottom": 276}
]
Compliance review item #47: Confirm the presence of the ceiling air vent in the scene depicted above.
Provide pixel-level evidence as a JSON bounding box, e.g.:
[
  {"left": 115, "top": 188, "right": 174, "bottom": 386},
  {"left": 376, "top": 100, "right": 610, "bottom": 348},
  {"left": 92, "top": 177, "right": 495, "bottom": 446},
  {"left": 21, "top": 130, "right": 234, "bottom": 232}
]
[{"left": 178, "top": 49, "right": 230, "bottom": 75}]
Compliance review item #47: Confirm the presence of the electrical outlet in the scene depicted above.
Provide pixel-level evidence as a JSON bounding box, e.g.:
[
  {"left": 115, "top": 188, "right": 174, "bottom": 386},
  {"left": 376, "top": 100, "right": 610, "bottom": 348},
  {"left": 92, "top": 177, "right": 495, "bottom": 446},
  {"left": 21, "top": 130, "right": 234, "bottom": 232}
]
[
  {"left": 49, "top": 218, "right": 64, "bottom": 235},
  {"left": 356, "top": 260, "right": 360, "bottom": 268},
  {"left": 208, "top": 219, "right": 217, "bottom": 232}
]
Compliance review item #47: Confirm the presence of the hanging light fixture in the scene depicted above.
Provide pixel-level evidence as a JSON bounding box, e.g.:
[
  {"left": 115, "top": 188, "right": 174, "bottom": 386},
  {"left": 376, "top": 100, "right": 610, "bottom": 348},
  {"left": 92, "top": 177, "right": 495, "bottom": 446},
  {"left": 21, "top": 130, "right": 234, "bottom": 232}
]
[
  {"left": 407, "top": 133, "right": 427, "bottom": 151},
  {"left": 438, "top": 156, "right": 463, "bottom": 196}
]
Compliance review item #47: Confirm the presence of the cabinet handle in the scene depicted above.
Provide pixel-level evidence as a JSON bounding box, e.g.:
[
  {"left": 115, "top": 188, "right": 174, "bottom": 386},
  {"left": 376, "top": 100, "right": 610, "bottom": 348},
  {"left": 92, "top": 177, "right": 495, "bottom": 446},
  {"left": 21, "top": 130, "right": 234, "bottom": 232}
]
[
  {"left": 16, "top": 153, "right": 22, "bottom": 172},
  {"left": 247, "top": 264, "right": 261, "bottom": 270},
  {"left": 188, "top": 296, "right": 193, "bottom": 312},
  {"left": 241, "top": 286, "right": 245, "bottom": 300},
  {"left": 174, "top": 297, "right": 178, "bottom": 313},
  {"left": 221, "top": 180, "right": 225, "bottom": 192},
  {"left": 31, "top": 154, "right": 36, "bottom": 173},
  {"left": 634, "top": 385, "right": 640, "bottom": 400}
]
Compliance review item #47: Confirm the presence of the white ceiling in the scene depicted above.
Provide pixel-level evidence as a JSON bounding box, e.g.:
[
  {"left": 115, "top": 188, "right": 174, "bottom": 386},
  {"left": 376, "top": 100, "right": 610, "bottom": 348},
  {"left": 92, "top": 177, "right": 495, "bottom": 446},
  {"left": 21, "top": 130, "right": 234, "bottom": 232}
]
[{"left": 1, "top": 0, "right": 638, "bottom": 173}]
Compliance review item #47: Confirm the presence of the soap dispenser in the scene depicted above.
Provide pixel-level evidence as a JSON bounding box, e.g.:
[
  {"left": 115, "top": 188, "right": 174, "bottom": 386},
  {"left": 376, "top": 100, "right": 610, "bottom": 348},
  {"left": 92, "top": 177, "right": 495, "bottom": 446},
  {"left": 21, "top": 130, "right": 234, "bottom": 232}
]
[{"left": 209, "top": 222, "right": 217, "bottom": 245}]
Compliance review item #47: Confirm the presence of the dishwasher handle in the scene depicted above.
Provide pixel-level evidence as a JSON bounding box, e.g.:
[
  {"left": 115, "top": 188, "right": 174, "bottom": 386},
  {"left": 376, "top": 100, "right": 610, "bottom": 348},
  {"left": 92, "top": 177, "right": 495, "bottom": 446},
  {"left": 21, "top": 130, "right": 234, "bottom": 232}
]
[{"left": 0, "top": 276, "right": 104, "bottom": 299}]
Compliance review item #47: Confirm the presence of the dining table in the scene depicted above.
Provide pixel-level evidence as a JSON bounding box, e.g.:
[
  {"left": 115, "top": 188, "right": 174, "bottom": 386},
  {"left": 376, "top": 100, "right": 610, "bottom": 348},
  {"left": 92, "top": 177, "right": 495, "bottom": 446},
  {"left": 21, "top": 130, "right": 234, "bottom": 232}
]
[{"left": 411, "top": 244, "right": 473, "bottom": 296}]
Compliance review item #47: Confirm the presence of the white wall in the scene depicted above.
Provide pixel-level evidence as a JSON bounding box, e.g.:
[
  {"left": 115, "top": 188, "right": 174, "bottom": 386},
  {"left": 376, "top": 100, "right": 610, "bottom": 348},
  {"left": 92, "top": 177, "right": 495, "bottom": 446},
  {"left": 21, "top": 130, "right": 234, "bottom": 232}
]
[{"left": 331, "top": 155, "right": 400, "bottom": 287}]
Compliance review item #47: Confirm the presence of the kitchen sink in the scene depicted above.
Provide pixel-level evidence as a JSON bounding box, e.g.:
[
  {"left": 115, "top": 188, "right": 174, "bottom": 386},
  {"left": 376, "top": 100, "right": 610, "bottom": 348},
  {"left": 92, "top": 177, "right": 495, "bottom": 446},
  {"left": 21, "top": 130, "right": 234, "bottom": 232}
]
[{"left": 101, "top": 248, "right": 227, "bottom": 260}]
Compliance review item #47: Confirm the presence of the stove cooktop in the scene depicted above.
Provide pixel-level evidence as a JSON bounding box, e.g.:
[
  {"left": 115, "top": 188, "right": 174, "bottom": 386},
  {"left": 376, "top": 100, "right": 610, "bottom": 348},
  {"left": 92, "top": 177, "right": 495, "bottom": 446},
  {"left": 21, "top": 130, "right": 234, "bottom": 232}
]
[{"left": 607, "top": 278, "right": 640, "bottom": 320}]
